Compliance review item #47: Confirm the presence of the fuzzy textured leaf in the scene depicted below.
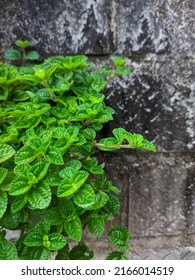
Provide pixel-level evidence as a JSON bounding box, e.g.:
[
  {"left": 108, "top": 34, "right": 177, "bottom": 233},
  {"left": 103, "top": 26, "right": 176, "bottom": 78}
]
[
  {"left": 4, "top": 49, "right": 21, "bottom": 61},
  {"left": 0, "top": 209, "right": 28, "bottom": 230},
  {"left": 64, "top": 216, "right": 82, "bottom": 242},
  {"left": 24, "top": 222, "right": 50, "bottom": 247},
  {"left": 26, "top": 51, "right": 40, "bottom": 60},
  {"left": 0, "top": 167, "right": 8, "bottom": 185},
  {"left": 0, "top": 190, "right": 8, "bottom": 218},
  {"left": 46, "top": 146, "right": 64, "bottom": 165},
  {"left": 11, "top": 195, "right": 28, "bottom": 213},
  {"left": 69, "top": 242, "right": 94, "bottom": 260},
  {"left": 0, "top": 235, "right": 18, "bottom": 260},
  {"left": 45, "top": 206, "right": 63, "bottom": 225},
  {"left": 0, "top": 143, "right": 15, "bottom": 163},
  {"left": 73, "top": 184, "right": 95, "bottom": 208},
  {"left": 87, "top": 191, "right": 109, "bottom": 210},
  {"left": 43, "top": 233, "right": 67, "bottom": 250},
  {"left": 27, "top": 182, "right": 51, "bottom": 209},
  {"left": 19, "top": 245, "right": 51, "bottom": 260},
  {"left": 108, "top": 226, "right": 130, "bottom": 252},
  {"left": 9, "top": 177, "right": 30, "bottom": 196},
  {"left": 106, "top": 251, "right": 128, "bottom": 260},
  {"left": 88, "top": 214, "right": 105, "bottom": 236},
  {"left": 57, "top": 170, "right": 89, "bottom": 197},
  {"left": 14, "top": 146, "right": 38, "bottom": 165}
]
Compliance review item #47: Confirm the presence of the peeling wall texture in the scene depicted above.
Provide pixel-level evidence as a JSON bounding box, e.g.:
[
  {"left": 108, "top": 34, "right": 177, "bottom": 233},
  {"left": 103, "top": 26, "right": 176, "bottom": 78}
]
[{"left": 1, "top": 0, "right": 195, "bottom": 259}]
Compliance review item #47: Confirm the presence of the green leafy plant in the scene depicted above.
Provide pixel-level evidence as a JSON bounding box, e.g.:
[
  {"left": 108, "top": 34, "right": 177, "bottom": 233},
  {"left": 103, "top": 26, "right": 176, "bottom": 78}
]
[
  {"left": 0, "top": 48, "right": 156, "bottom": 260},
  {"left": 4, "top": 39, "right": 39, "bottom": 65}
]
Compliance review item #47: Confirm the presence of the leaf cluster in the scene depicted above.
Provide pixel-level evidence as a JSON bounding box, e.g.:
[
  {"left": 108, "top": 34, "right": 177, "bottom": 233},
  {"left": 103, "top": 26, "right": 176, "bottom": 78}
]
[
  {"left": 4, "top": 40, "right": 40, "bottom": 66},
  {"left": 0, "top": 45, "right": 156, "bottom": 260}
]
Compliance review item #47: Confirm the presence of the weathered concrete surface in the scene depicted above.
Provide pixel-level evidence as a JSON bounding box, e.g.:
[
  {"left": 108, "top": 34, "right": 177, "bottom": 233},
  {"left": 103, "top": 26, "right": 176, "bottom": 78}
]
[
  {"left": 0, "top": 0, "right": 112, "bottom": 55},
  {"left": 115, "top": 0, "right": 195, "bottom": 55},
  {"left": 1, "top": 0, "right": 195, "bottom": 259},
  {"left": 104, "top": 54, "right": 195, "bottom": 152},
  {"left": 85, "top": 151, "right": 195, "bottom": 259},
  {"left": 84, "top": 237, "right": 195, "bottom": 259}
]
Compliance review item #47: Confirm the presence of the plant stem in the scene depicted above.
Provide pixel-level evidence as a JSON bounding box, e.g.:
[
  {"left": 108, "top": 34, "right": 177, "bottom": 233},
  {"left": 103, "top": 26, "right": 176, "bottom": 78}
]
[
  {"left": 21, "top": 48, "right": 26, "bottom": 66},
  {"left": 94, "top": 142, "right": 133, "bottom": 149}
]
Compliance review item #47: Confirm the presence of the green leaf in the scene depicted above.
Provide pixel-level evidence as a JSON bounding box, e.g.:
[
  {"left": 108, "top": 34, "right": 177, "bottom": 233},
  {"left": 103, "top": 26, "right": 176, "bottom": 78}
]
[
  {"left": 106, "top": 251, "right": 128, "bottom": 260},
  {"left": 97, "top": 137, "right": 119, "bottom": 151},
  {"left": 26, "top": 51, "right": 40, "bottom": 60},
  {"left": 57, "top": 170, "right": 89, "bottom": 197},
  {"left": 24, "top": 221, "right": 50, "bottom": 247},
  {"left": 50, "top": 79, "right": 72, "bottom": 93},
  {"left": 69, "top": 242, "right": 94, "bottom": 260},
  {"left": 55, "top": 246, "right": 70, "bottom": 260},
  {"left": 44, "top": 64, "right": 59, "bottom": 79},
  {"left": 0, "top": 89, "right": 8, "bottom": 100},
  {"left": 15, "top": 40, "right": 29, "bottom": 49},
  {"left": 115, "top": 66, "right": 130, "bottom": 76},
  {"left": 44, "top": 170, "right": 61, "bottom": 186},
  {"left": 18, "top": 243, "right": 51, "bottom": 260},
  {"left": 9, "top": 177, "right": 31, "bottom": 196},
  {"left": 59, "top": 166, "right": 76, "bottom": 180},
  {"left": 43, "top": 233, "right": 67, "bottom": 250},
  {"left": 14, "top": 146, "right": 38, "bottom": 165},
  {"left": 102, "top": 195, "right": 120, "bottom": 216},
  {"left": 52, "top": 127, "right": 69, "bottom": 139},
  {"left": 45, "top": 206, "right": 63, "bottom": 225},
  {"left": 0, "top": 143, "right": 15, "bottom": 163},
  {"left": 0, "top": 191, "right": 8, "bottom": 218},
  {"left": 34, "top": 68, "right": 45, "bottom": 79},
  {"left": 63, "top": 55, "right": 88, "bottom": 69},
  {"left": 14, "top": 163, "right": 30, "bottom": 176},
  {"left": 126, "top": 133, "right": 157, "bottom": 151},
  {"left": 112, "top": 56, "right": 126, "bottom": 67},
  {"left": 59, "top": 199, "right": 76, "bottom": 217},
  {"left": 26, "top": 137, "right": 46, "bottom": 151},
  {"left": 31, "top": 160, "right": 50, "bottom": 181},
  {"left": 27, "top": 182, "right": 51, "bottom": 209},
  {"left": 100, "top": 65, "right": 113, "bottom": 74},
  {"left": 112, "top": 128, "right": 128, "bottom": 144},
  {"left": 0, "top": 208, "right": 28, "bottom": 230},
  {"left": 90, "top": 71, "right": 106, "bottom": 85},
  {"left": 0, "top": 168, "right": 8, "bottom": 185},
  {"left": 83, "top": 128, "right": 96, "bottom": 140},
  {"left": 64, "top": 215, "right": 82, "bottom": 242},
  {"left": 108, "top": 226, "right": 130, "bottom": 252},
  {"left": 73, "top": 184, "right": 95, "bottom": 208},
  {"left": 46, "top": 146, "right": 64, "bottom": 165},
  {"left": 13, "top": 90, "right": 30, "bottom": 102},
  {"left": 4, "top": 49, "right": 22, "bottom": 61},
  {"left": 88, "top": 214, "right": 105, "bottom": 236},
  {"left": 95, "top": 106, "right": 115, "bottom": 123},
  {"left": 130, "top": 134, "right": 156, "bottom": 152},
  {"left": 0, "top": 171, "right": 14, "bottom": 191},
  {"left": 11, "top": 195, "right": 28, "bottom": 213},
  {"left": 64, "top": 160, "right": 82, "bottom": 171},
  {"left": 27, "top": 173, "right": 38, "bottom": 184},
  {"left": 0, "top": 126, "right": 19, "bottom": 143},
  {"left": 36, "top": 89, "right": 52, "bottom": 102},
  {"left": 87, "top": 191, "right": 109, "bottom": 210},
  {"left": 0, "top": 235, "right": 18, "bottom": 260},
  {"left": 82, "top": 157, "right": 104, "bottom": 174}
]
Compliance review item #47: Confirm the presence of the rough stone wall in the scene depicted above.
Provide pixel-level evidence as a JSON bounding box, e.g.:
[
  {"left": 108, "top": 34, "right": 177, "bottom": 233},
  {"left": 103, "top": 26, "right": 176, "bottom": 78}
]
[{"left": 1, "top": 0, "right": 195, "bottom": 259}]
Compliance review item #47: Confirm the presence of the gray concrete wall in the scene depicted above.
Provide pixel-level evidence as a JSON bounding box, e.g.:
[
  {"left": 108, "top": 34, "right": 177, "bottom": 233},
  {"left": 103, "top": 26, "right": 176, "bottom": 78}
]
[{"left": 1, "top": 0, "right": 195, "bottom": 259}]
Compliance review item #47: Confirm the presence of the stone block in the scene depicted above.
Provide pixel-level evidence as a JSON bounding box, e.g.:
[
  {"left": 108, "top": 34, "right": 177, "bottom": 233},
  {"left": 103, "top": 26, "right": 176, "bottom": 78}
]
[
  {"left": 97, "top": 151, "right": 195, "bottom": 237},
  {"left": 114, "top": 0, "right": 195, "bottom": 55},
  {"left": 103, "top": 55, "right": 195, "bottom": 152},
  {"left": 0, "top": 0, "right": 112, "bottom": 55}
]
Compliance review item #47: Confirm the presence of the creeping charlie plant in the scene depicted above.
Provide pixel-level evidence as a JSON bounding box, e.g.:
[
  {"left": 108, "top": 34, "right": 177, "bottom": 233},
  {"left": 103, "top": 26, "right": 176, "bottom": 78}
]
[{"left": 0, "top": 40, "right": 156, "bottom": 260}]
